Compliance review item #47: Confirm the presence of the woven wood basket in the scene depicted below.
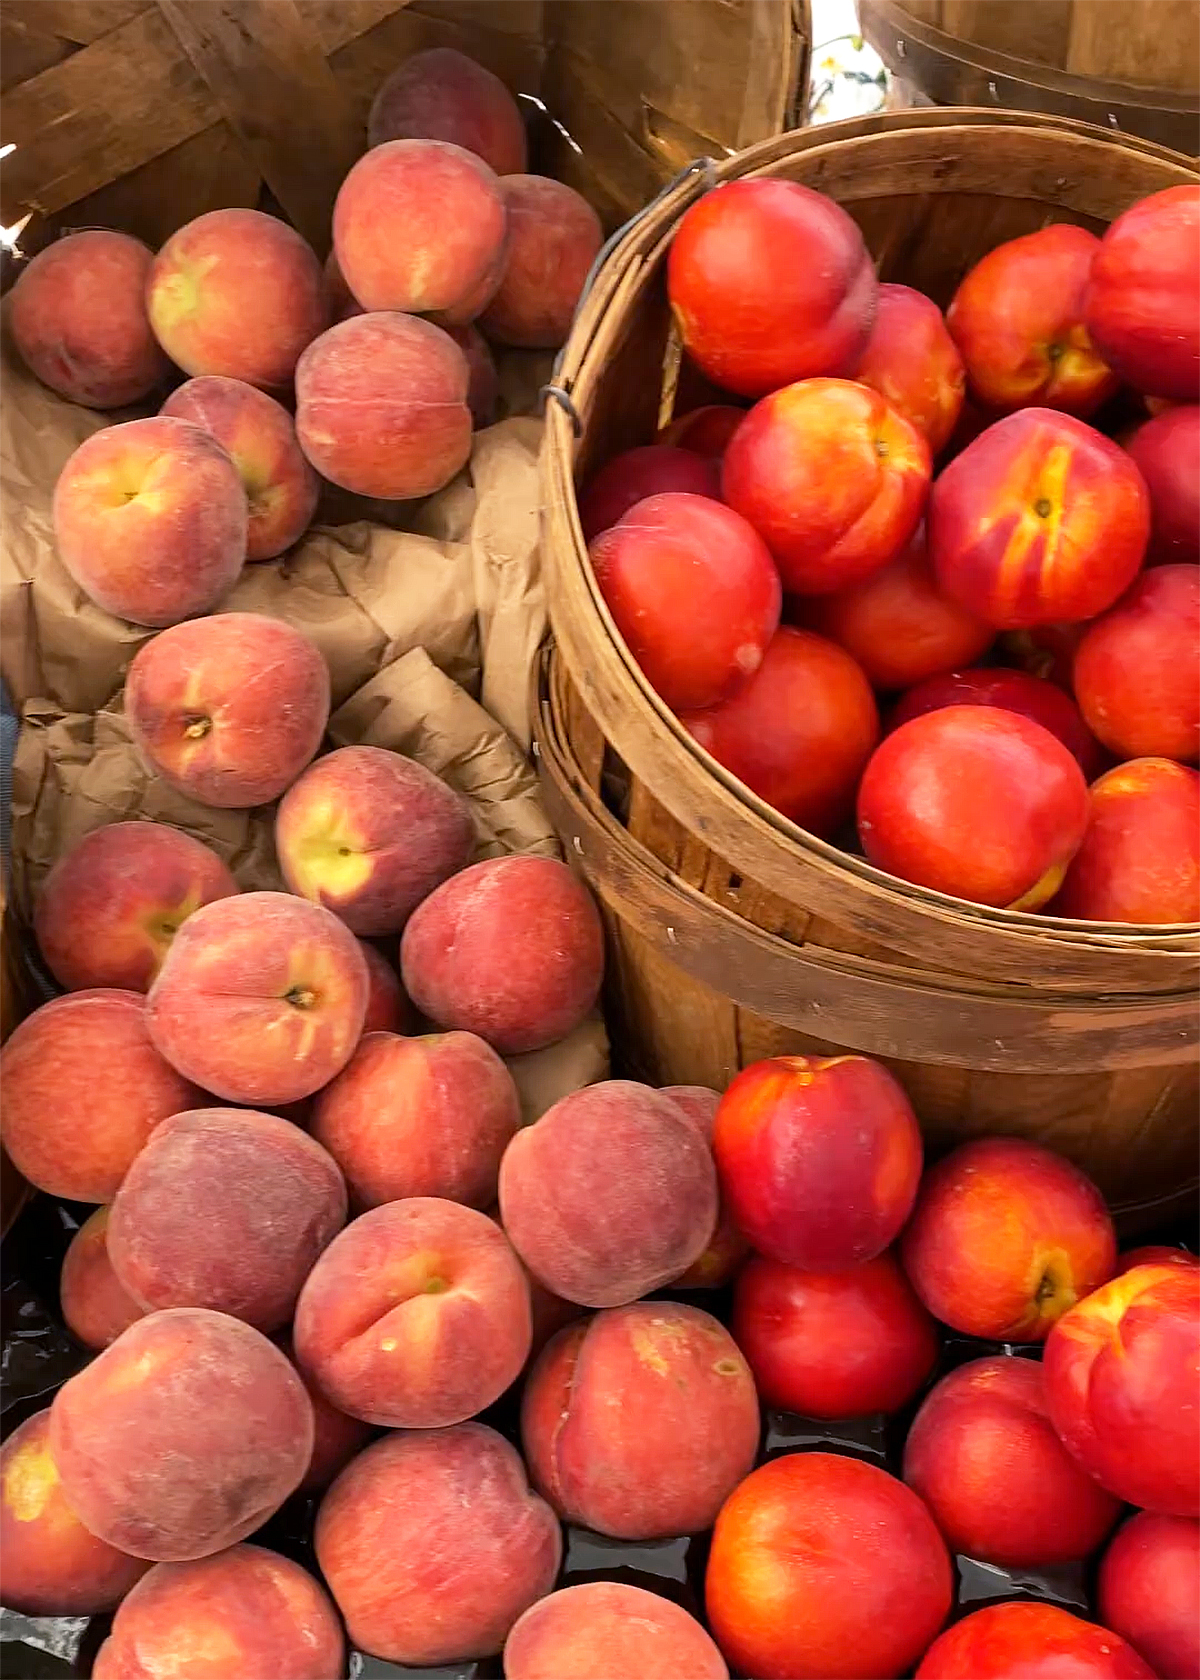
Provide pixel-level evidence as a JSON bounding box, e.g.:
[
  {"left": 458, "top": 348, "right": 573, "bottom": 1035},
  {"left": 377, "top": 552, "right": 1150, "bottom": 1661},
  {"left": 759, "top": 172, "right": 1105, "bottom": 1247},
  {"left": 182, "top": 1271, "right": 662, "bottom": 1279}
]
[{"left": 537, "top": 109, "right": 1200, "bottom": 1228}]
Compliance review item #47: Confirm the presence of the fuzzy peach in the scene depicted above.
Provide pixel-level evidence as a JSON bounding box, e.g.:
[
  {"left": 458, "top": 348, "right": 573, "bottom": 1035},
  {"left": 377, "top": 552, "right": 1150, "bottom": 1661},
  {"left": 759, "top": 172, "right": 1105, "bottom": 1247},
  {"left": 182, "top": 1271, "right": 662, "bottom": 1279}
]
[
  {"left": 521, "top": 1302, "right": 758, "bottom": 1539},
  {"left": 125, "top": 613, "right": 329, "bottom": 808},
  {"left": 447, "top": 321, "right": 500, "bottom": 427},
  {"left": 577, "top": 443, "right": 721, "bottom": 541},
  {"left": 901, "top": 1136, "right": 1117, "bottom": 1341},
  {"left": 667, "top": 178, "right": 877, "bottom": 399},
  {"left": 312, "top": 1030, "right": 520, "bottom": 1209},
  {"left": 294, "top": 312, "right": 472, "bottom": 499},
  {"left": 315, "top": 1423, "right": 559, "bottom": 1665},
  {"left": 499, "top": 1080, "right": 718, "bottom": 1307},
  {"left": 276, "top": 745, "right": 473, "bottom": 935},
  {"left": 52, "top": 416, "right": 247, "bottom": 626},
  {"left": 293, "top": 1371, "right": 373, "bottom": 1497},
  {"left": 91, "top": 1544, "right": 345, "bottom": 1680},
  {"left": 1053, "top": 758, "right": 1200, "bottom": 923},
  {"left": 0, "top": 989, "right": 201, "bottom": 1202},
  {"left": 0, "top": 1409, "right": 150, "bottom": 1615},
  {"left": 1098, "top": 1513, "right": 1200, "bottom": 1680},
  {"left": 733, "top": 1250, "right": 938, "bottom": 1419},
  {"left": 1073, "top": 564, "right": 1200, "bottom": 763},
  {"left": 855, "top": 282, "right": 966, "bottom": 452},
  {"left": 35, "top": 821, "right": 239, "bottom": 994},
  {"left": 49, "top": 1309, "right": 313, "bottom": 1561},
  {"left": 1124, "top": 405, "right": 1200, "bottom": 564},
  {"left": 367, "top": 46, "right": 528, "bottom": 173},
  {"left": 1085, "top": 184, "right": 1200, "bottom": 403},
  {"left": 107, "top": 1108, "right": 346, "bottom": 1332},
  {"left": 889, "top": 667, "right": 1104, "bottom": 778},
  {"left": 505, "top": 1583, "right": 729, "bottom": 1680},
  {"left": 358, "top": 942, "right": 414, "bottom": 1034},
  {"left": 60, "top": 1206, "right": 145, "bottom": 1351},
  {"left": 10, "top": 229, "right": 170, "bottom": 408},
  {"left": 161, "top": 376, "right": 318, "bottom": 560},
  {"left": 663, "top": 1084, "right": 749, "bottom": 1289},
  {"left": 479, "top": 174, "right": 602, "bottom": 348},
  {"left": 146, "top": 209, "right": 326, "bottom": 389},
  {"left": 146, "top": 893, "right": 368, "bottom": 1106},
  {"left": 294, "top": 1197, "right": 530, "bottom": 1426},
  {"left": 713, "top": 1054, "right": 923, "bottom": 1271},
  {"left": 400, "top": 855, "right": 604, "bottom": 1054}
]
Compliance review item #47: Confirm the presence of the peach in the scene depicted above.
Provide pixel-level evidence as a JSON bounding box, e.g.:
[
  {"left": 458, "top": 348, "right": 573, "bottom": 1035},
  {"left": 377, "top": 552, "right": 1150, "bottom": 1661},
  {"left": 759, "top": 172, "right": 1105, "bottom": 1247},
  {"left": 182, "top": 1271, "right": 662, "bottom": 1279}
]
[
  {"left": 146, "top": 208, "right": 326, "bottom": 389},
  {"left": 1073, "top": 564, "right": 1200, "bottom": 763},
  {"left": 447, "top": 321, "right": 499, "bottom": 427},
  {"left": 333, "top": 139, "right": 508, "bottom": 323},
  {"left": 0, "top": 989, "right": 201, "bottom": 1202},
  {"left": 706, "top": 1452, "right": 953, "bottom": 1680},
  {"left": 34, "top": 821, "right": 239, "bottom": 994},
  {"left": 903, "top": 1356, "right": 1120, "bottom": 1566},
  {"left": 801, "top": 526, "right": 993, "bottom": 691},
  {"left": 358, "top": 942, "right": 415, "bottom": 1034},
  {"left": 91, "top": 1544, "right": 345, "bottom": 1680},
  {"left": 312, "top": 1030, "right": 520, "bottom": 1209},
  {"left": 667, "top": 178, "right": 877, "bottom": 398},
  {"left": 9, "top": 229, "right": 170, "bottom": 408},
  {"left": 681, "top": 626, "right": 879, "bottom": 835},
  {"left": 479, "top": 174, "right": 602, "bottom": 349},
  {"left": 577, "top": 443, "right": 721, "bottom": 541},
  {"left": 662, "top": 1084, "right": 749, "bottom": 1289},
  {"left": 723, "top": 378, "right": 931, "bottom": 594},
  {"left": 276, "top": 744, "right": 473, "bottom": 935},
  {"left": 293, "top": 1367, "right": 373, "bottom": 1497},
  {"left": 60, "top": 1206, "right": 145, "bottom": 1351},
  {"left": 1116, "top": 1244, "right": 1199, "bottom": 1274},
  {"left": 400, "top": 855, "right": 605, "bottom": 1054},
  {"left": 1098, "top": 1513, "right": 1200, "bottom": 1680},
  {"left": 315, "top": 1423, "right": 560, "bottom": 1665},
  {"left": 107, "top": 1108, "right": 346, "bottom": 1331},
  {"left": 1085, "top": 184, "right": 1200, "bottom": 403},
  {"left": 889, "top": 667, "right": 1105, "bottom": 778},
  {"left": 49, "top": 1309, "right": 312, "bottom": 1561},
  {"left": 658, "top": 403, "right": 746, "bottom": 457},
  {"left": 52, "top": 416, "right": 247, "bottom": 626},
  {"left": 901, "top": 1137, "right": 1117, "bottom": 1341},
  {"left": 854, "top": 282, "right": 966, "bottom": 453},
  {"left": 498, "top": 1080, "right": 718, "bottom": 1307},
  {"left": 0, "top": 1409, "right": 150, "bottom": 1615},
  {"left": 589, "top": 492, "right": 782, "bottom": 711},
  {"left": 505, "top": 1583, "right": 728, "bottom": 1680},
  {"left": 929, "top": 408, "right": 1150, "bottom": 628},
  {"left": 294, "top": 1197, "right": 530, "bottom": 1426},
  {"left": 521, "top": 1302, "right": 759, "bottom": 1539},
  {"left": 713, "top": 1054, "right": 923, "bottom": 1271},
  {"left": 294, "top": 312, "right": 472, "bottom": 499},
  {"left": 367, "top": 46, "right": 528, "bottom": 174},
  {"left": 947, "top": 225, "right": 1117, "bottom": 418},
  {"left": 1044, "top": 1262, "right": 1200, "bottom": 1515},
  {"left": 857, "top": 706, "right": 1090, "bottom": 908},
  {"left": 1124, "top": 405, "right": 1200, "bottom": 564},
  {"left": 146, "top": 893, "right": 368, "bottom": 1105},
  {"left": 733, "top": 1250, "right": 938, "bottom": 1419},
  {"left": 160, "top": 376, "right": 318, "bottom": 560},
  {"left": 125, "top": 612, "right": 330, "bottom": 808},
  {"left": 918, "top": 1605, "right": 1154, "bottom": 1679},
  {"left": 322, "top": 248, "right": 360, "bottom": 321},
  {"left": 1052, "top": 758, "right": 1200, "bottom": 923}
]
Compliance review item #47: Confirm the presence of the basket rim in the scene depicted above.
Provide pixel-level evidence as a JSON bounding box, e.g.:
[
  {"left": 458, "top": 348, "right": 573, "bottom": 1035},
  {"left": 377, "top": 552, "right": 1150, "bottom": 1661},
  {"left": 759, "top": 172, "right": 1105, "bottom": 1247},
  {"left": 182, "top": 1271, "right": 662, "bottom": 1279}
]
[{"left": 542, "top": 110, "right": 1200, "bottom": 978}]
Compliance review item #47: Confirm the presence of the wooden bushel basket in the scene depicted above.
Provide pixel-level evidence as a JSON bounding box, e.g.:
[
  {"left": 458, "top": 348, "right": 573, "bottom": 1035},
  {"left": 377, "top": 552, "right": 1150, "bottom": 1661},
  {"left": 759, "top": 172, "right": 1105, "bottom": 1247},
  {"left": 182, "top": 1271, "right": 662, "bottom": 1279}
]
[{"left": 537, "top": 110, "right": 1200, "bottom": 1230}]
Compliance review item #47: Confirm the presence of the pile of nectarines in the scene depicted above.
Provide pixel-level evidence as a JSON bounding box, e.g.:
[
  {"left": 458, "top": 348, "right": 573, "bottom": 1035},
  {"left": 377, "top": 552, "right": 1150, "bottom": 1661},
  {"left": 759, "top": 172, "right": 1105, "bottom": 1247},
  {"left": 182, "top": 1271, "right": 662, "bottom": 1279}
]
[{"left": 586, "top": 178, "right": 1199, "bottom": 922}]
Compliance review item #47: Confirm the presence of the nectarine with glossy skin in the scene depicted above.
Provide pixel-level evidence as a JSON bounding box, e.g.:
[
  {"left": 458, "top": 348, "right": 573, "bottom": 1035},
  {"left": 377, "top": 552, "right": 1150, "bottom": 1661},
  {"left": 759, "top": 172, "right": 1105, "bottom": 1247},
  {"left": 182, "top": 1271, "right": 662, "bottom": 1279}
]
[
  {"left": 723, "top": 378, "right": 930, "bottom": 594},
  {"left": 1115, "top": 1244, "right": 1199, "bottom": 1274},
  {"left": 1098, "top": 1513, "right": 1200, "bottom": 1680},
  {"left": 889, "top": 667, "right": 1104, "bottom": 778},
  {"left": 854, "top": 282, "right": 966, "bottom": 453},
  {"left": 1124, "top": 405, "right": 1200, "bottom": 564},
  {"left": 667, "top": 178, "right": 877, "bottom": 398},
  {"left": 1085, "top": 184, "right": 1200, "bottom": 403},
  {"left": 917, "top": 1603, "right": 1155, "bottom": 1678},
  {"left": 479, "top": 174, "right": 602, "bottom": 349},
  {"left": 1073, "top": 564, "right": 1200, "bottom": 764},
  {"left": 657, "top": 404, "right": 746, "bottom": 457},
  {"left": 367, "top": 46, "right": 528, "bottom": 174},
  {"left": 505, "top": 1583, "right": 729, "bottom": 1680},
  {"left": 1052, "top": 758, "right": 1200, "bottom": 924},
  {"left": 713, "top": 1054, "right": 923, "bottom": 1271},
  {"left": 857, "top": 705, "right": 1090, "bottom": 909},
  {"left": 929, "top": 408, "right": 1150, "bottom": 627},
  {"left": 577, "top": 444, "right": 720, "bottom": 541}
]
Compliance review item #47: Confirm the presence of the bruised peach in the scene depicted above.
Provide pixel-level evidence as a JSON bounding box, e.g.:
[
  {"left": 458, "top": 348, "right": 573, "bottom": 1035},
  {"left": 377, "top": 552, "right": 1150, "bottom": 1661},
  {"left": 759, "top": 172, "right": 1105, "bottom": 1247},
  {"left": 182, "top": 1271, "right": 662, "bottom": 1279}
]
[
  {"left": 35, "top": 821, "right": 238, "bottom": 994},
  {"left": 1098, "top": 1513, "right": 1200, "bottom": 1680},
  {"left": 1052, "top": 758, "right": 1200, "bottom": 923},
  {"left": 1123, "top": 404, "right": 1200, "bottom": 564},
  {"left": 854, "top": 282, "right": 966, "bottom": 453},
  {"left": 917, "top": 1604, "right": 1155, "bottom": 1679},
  {"left": 315, "top": 1424, "right": 560, "bottom": 1665},
  {"left": 521, "top": 1303, "right": 759, "bottom": 1539},
  {"left": 49, "top": 1309, "right": 313, "bottom": 1561},
  {"left": 723, "top": 379, "right": 931, "bottom": 594},
  {"left": 1, "top": 1409, "right": 150, "bottom": 1615},
  {"left": 1085, "top": 184, "right": 1200, "bottom": 403},
  {"left": 0, "top": 990, "right": 201, "bottom": 1202},
  {"left": 589, "top": 492, "right": 781, "bottom": 711},
  {"left": 60, "top": 1206, "right": 145, "bottom": 1351},
  {"left": 900, "top": 1136, "right": 1116, "bottom": 1341},
  {"left": 1073, "top": 564, "right": 1200, "bottom": 763},
  {"left": 505, "top": 1583, "right": 729, "bottom": 1680},
  {"left": 577, "top": 444, "right": 721, "bottom": 542},
  {"left": 479, "top": 175, "right": 602, "bottom": 349},
  {"left": 667, "top": 178, "right": 877, "bottom": 398},
  {"left": 658, "top": 404, "right": 746, "bottom": 457},
  {"left": 146, "top": 893, "right": 368, "bottom": 1106},
  {"left": 888, "top": 667, "right": 1104, "bottom": 778},
  {"left": 10, "top": 229, "right": 170, "bottom": 408},
  {"left": 663, "top": 1085, "right": 749, "bottom": 1289},
  {"left": 367, "top": 47, "right": 527, "bottom": 175}
]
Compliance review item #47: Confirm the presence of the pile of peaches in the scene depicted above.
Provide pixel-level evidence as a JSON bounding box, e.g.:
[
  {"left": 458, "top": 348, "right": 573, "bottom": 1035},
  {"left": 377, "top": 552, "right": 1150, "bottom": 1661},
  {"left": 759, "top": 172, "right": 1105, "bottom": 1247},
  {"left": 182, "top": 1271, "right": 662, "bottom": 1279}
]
[
  {"left": 2, "top": 1002, "right": 1197, "bottom": 1679},
  {"left": 583, "top": 177, "right": 1200, "bottom": 923},
  {"left": 10, "top": 48, "right": 603, "bottom": 624}
]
